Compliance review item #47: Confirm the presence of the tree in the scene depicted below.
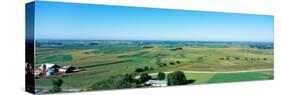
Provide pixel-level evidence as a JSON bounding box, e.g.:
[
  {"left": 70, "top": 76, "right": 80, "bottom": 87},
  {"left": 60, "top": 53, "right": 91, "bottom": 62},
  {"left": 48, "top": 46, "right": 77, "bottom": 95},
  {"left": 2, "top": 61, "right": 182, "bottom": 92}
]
[
  {"left": 123, "top": 74, "right": 135, "bottom": 83},
  {"left": 251, "top": 58, "right": 255, "bottom": 60},
  {"left": 49, "top": 79, "right": 63, "bottom": 92},
  {"left": 167, "top": 71, "right": 187, "bottom": 86},
  {"left": 88, "top": 74, "right": 137, "bottom": 90},
  {"left": 198, "top": 57, "right": 204, "bottom": 60},
  {"left": 157, "top": 72, "right": 166, "bottom": 80},
  {"left": 144, "top": 66, "right": 149, "bottom": 71},
  {"left": 135, "top": 68, "right": 144, "bottom": 72},
  {"left": 226, "top": 57, "right": 230, "bottom": 60},
  {"left": 137, "top": 73, "right": 152, "bottom": 84},
  {"left": 176, "top": 61, "right": 181, "bottom": 64},
  {"left": 169, "top": 62, "right": 175, "bottom": 65},
  {"left": 159, "top": 63, "right": 167, "bottom": 67},
  {"left": 112, "top": 74, "right": 136, "bottom": 88}
]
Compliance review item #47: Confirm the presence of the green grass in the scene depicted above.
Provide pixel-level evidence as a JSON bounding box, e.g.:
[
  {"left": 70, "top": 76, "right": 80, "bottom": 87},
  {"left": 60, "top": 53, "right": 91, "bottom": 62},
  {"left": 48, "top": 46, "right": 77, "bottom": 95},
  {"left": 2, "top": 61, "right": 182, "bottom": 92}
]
[
  {"left": 207, "top": 71, "right": 273, "bottom": 83},
  {"left": 148, "top": 71, "right": 273, "bottom": 85},
  {"left": 34, "top": 43, "right": 273, "bottom": 91},
  {"left": 45, "top": 54, "right": 73, "bottom": 63},
  {"left": 187, "top": 73, "right": 216, "bottom": 84}
]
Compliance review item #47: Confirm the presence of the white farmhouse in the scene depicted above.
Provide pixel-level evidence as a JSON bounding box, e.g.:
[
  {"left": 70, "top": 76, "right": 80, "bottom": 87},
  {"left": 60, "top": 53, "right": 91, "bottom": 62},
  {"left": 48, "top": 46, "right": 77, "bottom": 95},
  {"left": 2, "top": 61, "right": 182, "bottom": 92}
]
[{"left": 145, "top": 80, "right": 168, "bottom": 87}]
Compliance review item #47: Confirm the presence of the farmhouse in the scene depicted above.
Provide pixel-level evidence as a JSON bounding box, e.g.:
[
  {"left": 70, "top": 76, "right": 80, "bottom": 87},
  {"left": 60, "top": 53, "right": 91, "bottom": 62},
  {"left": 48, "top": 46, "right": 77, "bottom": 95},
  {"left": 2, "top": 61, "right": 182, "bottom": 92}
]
[{"left": 145, "top": 80, "right": 168, "bottom": 87}]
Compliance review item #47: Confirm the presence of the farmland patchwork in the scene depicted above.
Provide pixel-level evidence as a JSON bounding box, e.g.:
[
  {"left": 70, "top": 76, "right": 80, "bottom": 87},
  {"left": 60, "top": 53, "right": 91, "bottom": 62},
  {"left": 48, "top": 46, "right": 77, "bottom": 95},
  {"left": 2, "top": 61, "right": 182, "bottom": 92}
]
[{"left": 25, "top": 1, "right": 274, "bottom": 94}]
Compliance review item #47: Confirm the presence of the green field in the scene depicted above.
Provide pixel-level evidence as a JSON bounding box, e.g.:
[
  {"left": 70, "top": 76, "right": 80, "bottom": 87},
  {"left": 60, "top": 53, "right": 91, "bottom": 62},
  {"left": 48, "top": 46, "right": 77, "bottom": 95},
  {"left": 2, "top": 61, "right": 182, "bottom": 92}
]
[
  {"left": 147, "top": 71, "right": 273, "bottom": 84},
  {"left": 207, "top": 71, "right": 273, "bottom": 83},
  {"left": 34, "top": 40, "right": 274, "bottom": 92}
]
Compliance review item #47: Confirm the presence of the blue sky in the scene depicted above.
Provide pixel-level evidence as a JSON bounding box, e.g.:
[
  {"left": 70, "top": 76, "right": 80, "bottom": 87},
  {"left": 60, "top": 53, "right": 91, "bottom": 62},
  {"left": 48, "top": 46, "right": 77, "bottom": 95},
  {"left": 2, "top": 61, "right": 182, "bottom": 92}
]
[{"left": 33, "top": 1, "right": 274, "bottom": 42}]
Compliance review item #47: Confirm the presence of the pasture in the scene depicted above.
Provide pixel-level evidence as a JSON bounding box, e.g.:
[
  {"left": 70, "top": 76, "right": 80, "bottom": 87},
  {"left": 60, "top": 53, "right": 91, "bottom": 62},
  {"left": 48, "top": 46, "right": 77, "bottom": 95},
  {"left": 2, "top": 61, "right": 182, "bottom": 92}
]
[{"left": 34, "top": 40, "right": 274, "bottom": 91}]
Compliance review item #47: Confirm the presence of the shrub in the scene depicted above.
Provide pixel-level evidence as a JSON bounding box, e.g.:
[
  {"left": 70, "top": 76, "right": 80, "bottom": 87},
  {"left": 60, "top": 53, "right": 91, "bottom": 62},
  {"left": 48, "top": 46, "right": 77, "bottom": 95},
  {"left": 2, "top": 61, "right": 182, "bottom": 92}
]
[
  {"left": 135, "top": 68, "right": 144, "bottom": 72},
  {"left": 124, "top": 74, "right": 135, "bottom": 83},
  {"left": 159, "top": 63, "right": 167, "bottom": 67},
  {"left": 176, "top": 61, "right": 181, "bottom": 64},
  {"left": 169, "top": 62, "right": 175, "bottom": 65},
  {"left": 88, "top": 74, "right": 136, "bottom": 90},
  {"left": 157, "top": 72, "right": 166, "bottom": 80},
  {"left": 167, "top": 71, "right": 187, "bottom": 86},
  {"left": 137, "top": 73, "right": 152, "bottom": 84},
  {"left": 144, "top": 66, "right": 149, "bottom": 71},
  {"left": 49, "top": 79, "right": 63, "bottom": 93},
  {"left": 198, "top": 57, "right": 204, "bottom": 60}
]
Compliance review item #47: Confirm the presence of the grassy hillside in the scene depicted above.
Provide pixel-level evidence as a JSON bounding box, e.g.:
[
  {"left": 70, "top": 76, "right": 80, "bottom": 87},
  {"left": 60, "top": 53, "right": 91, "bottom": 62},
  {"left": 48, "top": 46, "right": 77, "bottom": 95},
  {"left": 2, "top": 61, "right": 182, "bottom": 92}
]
[{"left": 34, "top": 41, "right": 274, "bottom": 91}]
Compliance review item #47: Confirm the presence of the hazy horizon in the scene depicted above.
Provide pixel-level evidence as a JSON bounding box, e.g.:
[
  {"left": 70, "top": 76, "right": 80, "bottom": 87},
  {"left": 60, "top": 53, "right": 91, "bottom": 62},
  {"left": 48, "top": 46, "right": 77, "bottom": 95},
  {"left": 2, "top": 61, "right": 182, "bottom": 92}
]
[
  {"left": 32, "top": 1, "right": 274, "bottom": 42},
  {"left": 35, "top": 39, "right": 273, "bottom": 43}
]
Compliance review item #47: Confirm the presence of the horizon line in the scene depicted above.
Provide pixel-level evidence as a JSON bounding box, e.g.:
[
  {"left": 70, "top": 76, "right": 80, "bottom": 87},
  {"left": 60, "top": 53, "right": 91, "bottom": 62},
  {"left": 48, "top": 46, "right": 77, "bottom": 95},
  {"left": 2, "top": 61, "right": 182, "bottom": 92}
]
[{"left": 35, "top": 39, "right": 274, "bottom": 43}]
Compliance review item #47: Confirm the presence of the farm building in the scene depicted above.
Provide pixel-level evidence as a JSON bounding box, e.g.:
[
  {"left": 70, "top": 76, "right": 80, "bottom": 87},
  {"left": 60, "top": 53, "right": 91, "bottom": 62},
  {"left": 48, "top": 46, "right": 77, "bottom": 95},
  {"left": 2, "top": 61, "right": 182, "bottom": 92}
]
[
  {"left": 59, "top": 66, "right": 76, "bottom": 73},
  {"left": 145, "top": 80, "right": 168, "bottom": 87},
  {"left": 39, "top": 63, "right": 60, "bottom": 70},
  {"left": 34, "top": 63, "right": 83, "bottom": 78},
  {"left": 34, "top": 69, "right": 42, "bottom": 78},
  {"left": 38, "top": 63, "right": 60, "bottom": 76}
]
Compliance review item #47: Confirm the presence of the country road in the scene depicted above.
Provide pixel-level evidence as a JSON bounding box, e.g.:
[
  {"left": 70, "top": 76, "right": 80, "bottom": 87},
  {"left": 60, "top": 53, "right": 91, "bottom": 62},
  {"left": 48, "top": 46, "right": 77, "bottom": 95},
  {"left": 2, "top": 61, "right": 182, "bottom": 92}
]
[{"left": 135, "top": 69, "right": 273, "bottom": 78}]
